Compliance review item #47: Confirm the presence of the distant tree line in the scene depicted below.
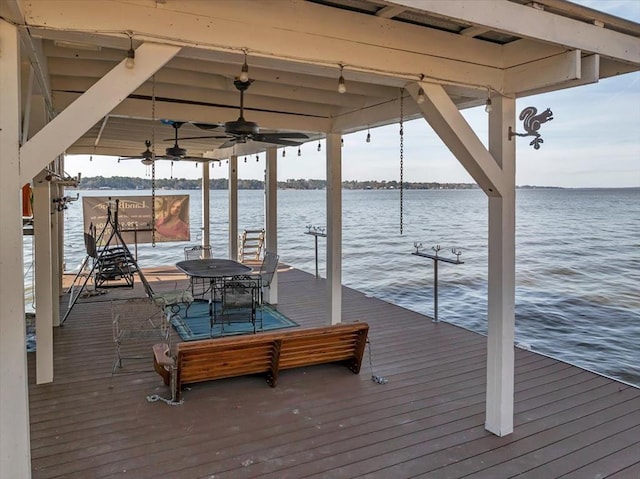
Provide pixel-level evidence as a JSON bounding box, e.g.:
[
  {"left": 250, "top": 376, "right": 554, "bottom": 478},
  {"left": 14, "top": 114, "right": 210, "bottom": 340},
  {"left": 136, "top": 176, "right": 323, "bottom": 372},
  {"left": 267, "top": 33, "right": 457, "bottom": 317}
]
[{"left": 78, "top": 176, "right": 480, "bottom": 190}]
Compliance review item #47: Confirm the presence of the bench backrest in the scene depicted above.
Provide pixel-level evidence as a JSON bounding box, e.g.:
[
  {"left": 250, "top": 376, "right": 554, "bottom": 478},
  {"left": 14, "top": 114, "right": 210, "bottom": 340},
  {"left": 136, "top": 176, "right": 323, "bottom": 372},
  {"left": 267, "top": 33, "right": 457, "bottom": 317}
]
[{"left": 175, "top": 322, "right": 369, "bottom": 389}]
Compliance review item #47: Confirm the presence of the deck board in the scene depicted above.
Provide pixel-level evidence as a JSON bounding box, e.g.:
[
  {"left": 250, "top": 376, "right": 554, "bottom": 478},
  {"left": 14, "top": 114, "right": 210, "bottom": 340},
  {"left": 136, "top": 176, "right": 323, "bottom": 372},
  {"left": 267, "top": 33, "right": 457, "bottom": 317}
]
[{"left": 28, "top": 266, "right": 640, "bottom": 478}]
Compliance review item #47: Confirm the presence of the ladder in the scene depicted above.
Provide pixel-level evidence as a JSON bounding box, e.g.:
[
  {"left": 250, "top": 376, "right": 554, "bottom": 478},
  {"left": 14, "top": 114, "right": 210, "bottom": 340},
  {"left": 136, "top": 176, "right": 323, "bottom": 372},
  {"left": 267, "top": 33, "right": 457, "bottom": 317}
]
[{"left": 238, "top": 229, "right": 264, "bottom": 262}]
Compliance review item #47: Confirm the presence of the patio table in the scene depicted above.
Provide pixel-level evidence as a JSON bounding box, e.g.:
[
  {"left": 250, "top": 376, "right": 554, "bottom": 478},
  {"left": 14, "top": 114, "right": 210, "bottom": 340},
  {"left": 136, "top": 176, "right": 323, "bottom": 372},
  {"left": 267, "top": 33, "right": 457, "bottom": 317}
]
[{"left": 175, "top": 259, "right": 253, "bottom": 330}]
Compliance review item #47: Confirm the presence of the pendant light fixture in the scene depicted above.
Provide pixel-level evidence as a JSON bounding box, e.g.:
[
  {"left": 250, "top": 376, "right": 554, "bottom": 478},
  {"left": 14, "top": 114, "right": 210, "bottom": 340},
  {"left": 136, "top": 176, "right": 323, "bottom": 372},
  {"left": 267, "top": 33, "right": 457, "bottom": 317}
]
[
  {"left": 125, "top": 32, "right": 135, "bottom": 69},
  {"left": 485, "top": 87, "right": 492, "bottom": 113},
  {"left": 239, "top": 51, "right": 249, "bottom": 82},
  {"left": 417, "top": 74, "right": 425, "bottom": 104},
  {"left": 338, "top": 64, "right": 346, "bottom": 94}
]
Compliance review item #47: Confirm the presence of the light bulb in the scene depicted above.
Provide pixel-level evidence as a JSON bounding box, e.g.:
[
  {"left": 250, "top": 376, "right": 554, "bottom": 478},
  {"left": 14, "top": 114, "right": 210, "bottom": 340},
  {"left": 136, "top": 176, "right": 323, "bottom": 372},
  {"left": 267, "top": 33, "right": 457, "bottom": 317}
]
[
  {"left": 366, "top": 130, "right": 371, "bottom": 143},
  {"left": 338, "top": 75, "right": 346, "bottom": 94},
  {"left": 239, "top": 60, "right": 249, "bottom": 82},
  {"left": 124, "top": 33, "right": 135, "bottom": 69},
  {"left": 256, "top": 156, "right": 259, "bottom": 162},
  {"left": 282, "top": 149, "right": 286, "bottom": 157},
  {"left": 485, "top": 98, "right": 492, "bottom": 113},
  {"left": 244, "top": 157, "right": 247, "bottom": 163},
  {"left": 341, "top": 138, "right": 344, "bottom": 147},
  {"left": 417, "top": 87, "right": 425, "bottom": 104},
  {"left": 317, "top": 141, "right": 321, "bottom": 152},
  {"left": 297, "top": 147, "right": 301, "bottom": 157}
]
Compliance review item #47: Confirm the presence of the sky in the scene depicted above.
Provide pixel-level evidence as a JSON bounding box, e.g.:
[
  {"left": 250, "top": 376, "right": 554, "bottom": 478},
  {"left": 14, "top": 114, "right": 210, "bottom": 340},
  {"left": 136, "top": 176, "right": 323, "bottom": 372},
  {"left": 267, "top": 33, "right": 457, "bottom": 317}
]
[{"left": 64, "top": 0, "right": 640, "bottom": 188}]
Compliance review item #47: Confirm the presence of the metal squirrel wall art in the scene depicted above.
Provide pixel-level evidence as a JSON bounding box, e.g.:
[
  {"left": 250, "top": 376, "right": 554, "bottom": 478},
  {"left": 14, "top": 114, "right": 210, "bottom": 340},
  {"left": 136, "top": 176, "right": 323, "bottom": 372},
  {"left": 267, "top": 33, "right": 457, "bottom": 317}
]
[{"left": 508, "top": 106, "right": 554, "bottom": 149}]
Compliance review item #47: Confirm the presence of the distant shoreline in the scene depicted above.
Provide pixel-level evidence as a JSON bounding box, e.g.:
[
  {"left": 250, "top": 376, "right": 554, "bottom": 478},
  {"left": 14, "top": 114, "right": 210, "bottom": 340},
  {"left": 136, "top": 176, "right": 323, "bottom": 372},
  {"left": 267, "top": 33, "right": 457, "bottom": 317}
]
[{"left": 73, "top": 176, "right": 582, "bottom": 191}]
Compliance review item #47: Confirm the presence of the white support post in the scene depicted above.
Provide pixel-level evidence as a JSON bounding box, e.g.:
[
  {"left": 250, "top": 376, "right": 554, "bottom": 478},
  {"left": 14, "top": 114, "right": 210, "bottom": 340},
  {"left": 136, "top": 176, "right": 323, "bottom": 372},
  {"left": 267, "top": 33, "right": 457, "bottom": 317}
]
[
  {"left": 201, "top": 162, "right": 210, "bottom": 248},
  {"left": 33, "top": 172, "right": 54, "bottom": 384},
  {"left": 0, "top": 19, "right": 32, "bottom": 479},
  {"left": 485, "top": 95, "right": 516, "bottom": 436},
  {"left": 52, "top": 181, "right": 62, "bottom": 326},
  {"left": 326, "top": 133, "right": 342, "bottom": 324},
  {"left": 228, "top": 155, "right": 238, "bottom": 260},
  {"left": 264, "top": 148, "right": 278, "bottom": 304}
]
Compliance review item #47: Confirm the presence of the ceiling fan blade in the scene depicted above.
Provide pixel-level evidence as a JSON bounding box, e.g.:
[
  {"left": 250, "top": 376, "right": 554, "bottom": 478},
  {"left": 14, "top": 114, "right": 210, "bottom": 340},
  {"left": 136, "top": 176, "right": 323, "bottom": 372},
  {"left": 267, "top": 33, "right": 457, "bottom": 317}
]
[
  {"left": 193, "top": 122, "right": 223, "bottom": 130},
  {"left": 253, "top": 135, "right": 303, "bottom": 147},
  {"left": 259, "top": 132, "right": 309, "bottom": 140},
  {"left": 177, "top": 156, "right": 219, "bottom": 163},
  {"left": 168, "top": 135, "right": 232, "bottom": 141},
  {"left": 219, "top": 139, "right": 237, "bottom": 149}
]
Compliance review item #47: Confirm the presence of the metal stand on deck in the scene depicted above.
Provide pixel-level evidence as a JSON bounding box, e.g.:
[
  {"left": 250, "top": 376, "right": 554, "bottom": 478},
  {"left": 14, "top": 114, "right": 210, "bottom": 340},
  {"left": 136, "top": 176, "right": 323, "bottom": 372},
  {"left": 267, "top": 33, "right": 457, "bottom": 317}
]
[
  {"left": 304, "top": 225, "right": 326, "bottom": 278},
  {"left": 412, "top": 243, "right": 464, "bottom": 322}
]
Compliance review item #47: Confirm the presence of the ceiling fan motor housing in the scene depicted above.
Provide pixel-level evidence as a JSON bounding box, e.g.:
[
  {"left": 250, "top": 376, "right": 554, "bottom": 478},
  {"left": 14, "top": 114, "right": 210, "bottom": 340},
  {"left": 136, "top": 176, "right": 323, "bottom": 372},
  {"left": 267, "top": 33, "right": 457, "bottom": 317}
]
[
  {"left": 225, "top": 119, "right": 259, "bottom": 136},
  {"left": 166, "top": 145, "right": 187, "bottom": 157}
]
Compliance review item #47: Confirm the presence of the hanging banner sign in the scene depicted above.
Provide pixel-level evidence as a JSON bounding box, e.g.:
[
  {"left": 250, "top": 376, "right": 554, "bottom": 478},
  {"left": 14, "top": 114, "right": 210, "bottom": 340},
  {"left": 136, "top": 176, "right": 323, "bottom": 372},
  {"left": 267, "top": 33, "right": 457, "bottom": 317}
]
[{"left": 82, "top": 194, "right": 190, "bottom": 245}]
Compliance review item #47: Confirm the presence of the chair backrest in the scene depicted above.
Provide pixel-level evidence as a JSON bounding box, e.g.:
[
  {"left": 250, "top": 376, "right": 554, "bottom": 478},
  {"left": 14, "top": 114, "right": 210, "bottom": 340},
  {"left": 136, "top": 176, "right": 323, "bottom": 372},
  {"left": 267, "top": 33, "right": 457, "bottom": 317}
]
[
  {"left": 184, "top": 245, "right": 212, "bottom": 260},
  {"left": 222, "top": 275, "right": 259, "bottom": 310},
  {"left": 84, "top": 232, "right": 98, "bottom": 258},
  {"left": 111, "top": 297, "right": 167, "bottom": 341},
  {"left": 259, "top": 251, "right": 279, "bottom": 288}
]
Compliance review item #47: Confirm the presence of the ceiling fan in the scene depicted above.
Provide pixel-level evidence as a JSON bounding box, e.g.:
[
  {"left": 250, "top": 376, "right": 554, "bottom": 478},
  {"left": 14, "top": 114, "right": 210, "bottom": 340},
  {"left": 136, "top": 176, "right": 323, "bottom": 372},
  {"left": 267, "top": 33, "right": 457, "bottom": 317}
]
[
  {"left": 118, "top": 121, "right": 218, "bottom": 164},
  {"left": 161, "top": 120, "right": 216, "bottom": 162},
  {"left": 178, "top": 79, "right": 309, "bottom": 149}
]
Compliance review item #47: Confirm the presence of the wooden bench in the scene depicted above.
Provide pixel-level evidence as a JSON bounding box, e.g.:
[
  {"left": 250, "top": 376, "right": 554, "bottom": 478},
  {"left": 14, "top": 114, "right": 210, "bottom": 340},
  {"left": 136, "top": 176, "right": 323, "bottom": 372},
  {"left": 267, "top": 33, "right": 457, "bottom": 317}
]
[{"left": 153, "top": 322, "right": 369, "bottom": 401}]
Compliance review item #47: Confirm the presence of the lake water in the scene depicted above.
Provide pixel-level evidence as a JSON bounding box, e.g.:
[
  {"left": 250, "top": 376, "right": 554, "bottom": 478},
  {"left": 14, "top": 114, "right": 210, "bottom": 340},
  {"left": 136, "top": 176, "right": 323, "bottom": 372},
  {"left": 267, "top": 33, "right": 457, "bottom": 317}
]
[{"left": 23, "top": 188, "right": 640, "bottom": 387}]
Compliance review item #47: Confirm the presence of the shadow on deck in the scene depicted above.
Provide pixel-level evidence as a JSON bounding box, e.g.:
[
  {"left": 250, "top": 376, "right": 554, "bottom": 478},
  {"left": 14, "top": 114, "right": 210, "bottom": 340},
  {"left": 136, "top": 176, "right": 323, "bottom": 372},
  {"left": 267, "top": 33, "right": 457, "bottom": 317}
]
[{"left": 28, "top": 266, "right": 640, "bottom": 478}]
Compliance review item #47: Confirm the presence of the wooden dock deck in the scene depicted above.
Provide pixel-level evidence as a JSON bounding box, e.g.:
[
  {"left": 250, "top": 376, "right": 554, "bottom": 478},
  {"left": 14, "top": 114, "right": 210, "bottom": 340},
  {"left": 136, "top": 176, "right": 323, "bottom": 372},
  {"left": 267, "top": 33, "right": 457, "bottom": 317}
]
[{"left": 28, "top": 266, "right": 640, "bottom": 478}]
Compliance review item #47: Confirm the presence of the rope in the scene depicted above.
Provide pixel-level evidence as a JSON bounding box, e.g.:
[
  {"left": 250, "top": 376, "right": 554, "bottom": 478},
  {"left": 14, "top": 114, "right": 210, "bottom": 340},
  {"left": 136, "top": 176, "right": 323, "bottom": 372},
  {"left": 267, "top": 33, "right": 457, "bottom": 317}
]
[
  {"left": 399, "top": 89, "right": 404, "bottom": 236},
  {"left": 367, "top": 339, "right": 388, "bottom": 385},
  {"left": 146, "top": 394, "right": 183, "bottom": 406},
  {"left": 151, "top": 75, "right": 157, "bottom": 247}
]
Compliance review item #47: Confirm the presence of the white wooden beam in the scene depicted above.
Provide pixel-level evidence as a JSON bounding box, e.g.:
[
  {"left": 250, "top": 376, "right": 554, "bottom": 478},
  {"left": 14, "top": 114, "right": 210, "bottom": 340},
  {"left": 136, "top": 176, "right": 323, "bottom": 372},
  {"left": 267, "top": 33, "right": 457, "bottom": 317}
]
[
  {"left": 228, "top": 155, "right": 238, "bottom": 260},
  {"left": 389, "top": 0, "right": 640, "bottom": 64},
  {"left": 201, "top": 163, "right": 210, "bottom": 249},
  {"left": 326, "top": 133, "right": 342, "bottom": 325},
  {"left": 51, "top": 179, "right": 62, "bottom": 327},
  {"left": 406, "top": 82, "right": 506, "bottom": 196},
  {"left": 264, "top": 147, "right": 278, "bottom": 304},
  {"left": 23, "top": 0, "right": 505, "bottom": 87},
  {"left": 32, "top": 172, "right": 54, "bottom": 384},
  {"left": 485, "top": 94, "right": 516, "bottom": 436},
  {"left": 518, "top": 54, "right": 599, "bottom": 98},
  {"left": 19, "top": 42, "right": 181, "bottom": 184},
  {"left": 0, "top": 19, "right": 32, "bottom": 479},
  {"left": 376, "top": 5, "right": 406, "bottom": 18},
  {"left": 504, "top": 50, "right": 581, "bottom": 94}
]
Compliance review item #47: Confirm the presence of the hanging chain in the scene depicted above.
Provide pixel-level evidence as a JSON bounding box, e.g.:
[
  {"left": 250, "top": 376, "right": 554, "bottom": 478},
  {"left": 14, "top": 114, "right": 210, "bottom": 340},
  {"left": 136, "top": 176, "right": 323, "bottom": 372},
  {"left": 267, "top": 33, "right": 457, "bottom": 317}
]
[
  {"left": 151, "top": 75, "right": 157, "bottom": 247},
  {"left": 399, "top": 89, "right": 404, "bottom": 235},
  {"left": 367, "top": 339, "right": 388, "bottom": 385}
]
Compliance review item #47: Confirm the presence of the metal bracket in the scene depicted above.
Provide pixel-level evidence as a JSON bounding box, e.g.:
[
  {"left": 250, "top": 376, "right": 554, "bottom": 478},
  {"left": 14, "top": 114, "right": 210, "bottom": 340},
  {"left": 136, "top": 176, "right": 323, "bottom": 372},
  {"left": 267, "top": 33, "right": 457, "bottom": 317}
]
[{"left": 508, "top": 106, "right": 554, "bottom": 150}]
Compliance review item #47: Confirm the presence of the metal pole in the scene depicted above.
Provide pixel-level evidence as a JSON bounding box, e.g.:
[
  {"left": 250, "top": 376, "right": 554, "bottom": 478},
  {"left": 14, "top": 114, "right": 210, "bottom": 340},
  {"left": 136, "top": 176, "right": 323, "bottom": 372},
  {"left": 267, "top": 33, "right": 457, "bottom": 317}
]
[
  {"left": 433, "top": 259, "right": 439, "bottom": 322},
  {"left": 314, "top": 235, "right": 319, "bottom": 277}
]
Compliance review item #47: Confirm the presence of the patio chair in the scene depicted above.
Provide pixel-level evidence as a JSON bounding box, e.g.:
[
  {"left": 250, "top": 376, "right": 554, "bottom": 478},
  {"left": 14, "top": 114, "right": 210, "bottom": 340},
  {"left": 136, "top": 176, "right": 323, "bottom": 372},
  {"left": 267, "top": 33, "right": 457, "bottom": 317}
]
[
  {"left": 220, "top": 275, "right": 262, "bottom": 333},
  {"left": 112, "top": 297, "right": 170, "bottom": 373},
  {"left": 184, "top": 245, "right": 212, "bottom": 298},
  {"left": 256, "top": 251, "right": 279, "bottom": 306}
]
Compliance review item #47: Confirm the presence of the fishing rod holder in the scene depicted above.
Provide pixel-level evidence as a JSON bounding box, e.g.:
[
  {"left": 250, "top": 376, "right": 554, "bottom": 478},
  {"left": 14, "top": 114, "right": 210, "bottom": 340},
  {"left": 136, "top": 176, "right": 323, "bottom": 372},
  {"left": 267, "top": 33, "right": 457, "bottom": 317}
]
[
  {"left": 304, "top": 225, "right": 327, "bottom": 278},
  {"left": 412, "top": 243, "right": 464, "bottom": 322}
]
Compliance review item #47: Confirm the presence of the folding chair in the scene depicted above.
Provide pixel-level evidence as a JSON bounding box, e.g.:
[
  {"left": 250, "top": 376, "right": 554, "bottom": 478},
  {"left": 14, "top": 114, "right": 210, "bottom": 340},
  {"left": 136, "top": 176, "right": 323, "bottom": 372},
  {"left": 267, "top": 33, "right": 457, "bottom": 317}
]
[{"left": 184, "top": 245, "right": 212, "bottom": 298}]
